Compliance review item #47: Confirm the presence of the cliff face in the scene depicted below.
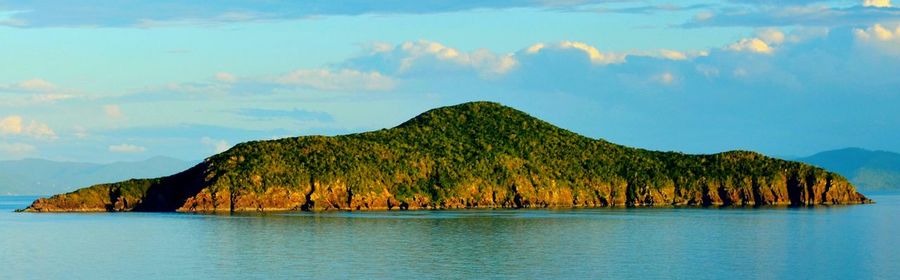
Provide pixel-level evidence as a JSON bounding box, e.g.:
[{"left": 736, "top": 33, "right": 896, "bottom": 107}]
[{"left": 22, "top": 102, "right": 871, "bottom": 212}]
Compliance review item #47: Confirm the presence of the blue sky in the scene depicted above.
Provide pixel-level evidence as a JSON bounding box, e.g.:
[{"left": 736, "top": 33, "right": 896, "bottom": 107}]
[{"left": 1, "top": 0, "right": 899, "bottom": 162}]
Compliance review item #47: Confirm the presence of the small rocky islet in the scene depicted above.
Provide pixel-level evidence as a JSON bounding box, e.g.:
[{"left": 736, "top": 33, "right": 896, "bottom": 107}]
[{"left": 22, "top": 102, "right": 871, "bottom": 212}]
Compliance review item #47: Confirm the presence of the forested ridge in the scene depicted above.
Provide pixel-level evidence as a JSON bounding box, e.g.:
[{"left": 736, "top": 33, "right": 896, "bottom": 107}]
[{"left": 23, "top": 102, "right": 871, "bottom": 212}]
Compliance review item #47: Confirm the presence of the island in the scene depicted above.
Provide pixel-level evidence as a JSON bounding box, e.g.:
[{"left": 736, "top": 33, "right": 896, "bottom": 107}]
[{"left": 22, "top": 102, "right": 872, "bottom": 212}]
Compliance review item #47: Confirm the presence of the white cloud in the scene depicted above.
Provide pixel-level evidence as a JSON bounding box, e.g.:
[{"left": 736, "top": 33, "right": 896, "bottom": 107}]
[
  {"left": 525, "top": 41, "right": 626, "bottom": 64},
  {"left": 854, "top": 23, "right": 899, "bottom": 41},
  {"left": 629, "top": 49, "right": 709, "bottom": 61},
  {"left": 0, "top": 78, "right": 56, "bottom": 92},
  {"left": 658, "top": 49, "right": 688, "bottom": 60},
  {"left": 201, "top": 137, "right": 230, "bottom": 153},
  {"left": 694, "top": 11, "right": 714, "bottom": 21},
  {"left": 274, "top": 69, "right": 396, "bottom": 92},
  {"left": 73, "top": 126, "right": 88, "bottom": 139},
  {"left": 0, "top": 79, "right": 79, "bottom": 106},
  {"left": 32, "top": 94, "right": 75, "bottom": 102},
  {"left": 683, "top": 3, "right": 898, "bottom": 28},
  {"left": 863, "top": 0, "right": 892, "bottom": 8},
  {"left": 108, "top": 144, "right": 146, "bottom": 153},
  {"left": 655, "top": 72, "right": 676, "bottom": 85},
  {"left": 469, "top": 49, "right": 519, "bottom": 76},
  {"left": 695, "top": 65, "right": 721, "bottom": 78},
  {"left": 25, "top": 121, "right": 57, "bottom": 140},
  {"left": 104, "top": 105, "right": 124, "bottom": 119},
  {"left": 369, "top": 42, "right": 394, "bottom": 53},
  {"left": 525, "top": 43, "right": 545, "bottom": 54},
  {"left": 346, "top": 40, "right": 644, "bottom": 84},
  {"left": 15, "top": 79, "right": 56, "bottom": 91},
  {"left": 854, "top": 23, "right": 900, "bottom": 55},
  {"left": 0, "top": 116, "right": 23, "bottom": 135},
  {"left": 727, "top": 38, "right": 774, "bottom": 54},
  {"left": 0, "top": 142, "right": 36, "bottom": 156},
  {"left": 724, "top": 28, "right": 790, "bottom": 55},
  {"left": 399, "top": 40, "right": 462, "bottom": 62},
  {"left": 215, "top": 72, "right": 238, "bottom": 82},
  {"left": 0, "top": 115, "right": 56, "bottom": 140},
  {"left": 756, "top": 28, "right": 786, "bottom": 44},
  {"left": 369, "top": 40, "right": 518, "bottom": 77}
]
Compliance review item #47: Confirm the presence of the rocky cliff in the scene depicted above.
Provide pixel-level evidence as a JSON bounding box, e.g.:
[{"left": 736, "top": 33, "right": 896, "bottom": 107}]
[{"left": 22, "top": 102, "right": 872, "bottom": 212}]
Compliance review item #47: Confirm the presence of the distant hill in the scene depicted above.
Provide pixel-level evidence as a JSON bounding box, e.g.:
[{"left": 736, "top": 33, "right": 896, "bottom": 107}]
[
  {"left": 23, "top": 102, "right": 870, "bottom": 212},
  {"left": 798, "top": 148, "right": 900, "bottom": 192},
  {"left": 0, "top": 157, "right": 194, "bottom": 195}
]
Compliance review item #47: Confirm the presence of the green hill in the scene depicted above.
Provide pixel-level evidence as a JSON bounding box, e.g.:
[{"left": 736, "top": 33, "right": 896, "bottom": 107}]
[
  {"left": 23, "top": 102, "right": 870, "bottom": 212},
  {"left": 798, "top": 148, "right": 900, "bottom": 192}
]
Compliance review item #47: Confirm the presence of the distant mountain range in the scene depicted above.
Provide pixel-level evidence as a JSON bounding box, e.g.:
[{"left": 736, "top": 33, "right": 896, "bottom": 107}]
[
  {"left": 797, "top": 148, "right": 900, "bottom": 192},
  {"left": 0, "top": 157, "right": 195, "bottom": 195}
]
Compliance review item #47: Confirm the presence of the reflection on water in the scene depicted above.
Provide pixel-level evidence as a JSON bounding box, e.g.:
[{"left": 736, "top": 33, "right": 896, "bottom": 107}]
[{"left": 1, "top": 195, "right": 898, "bottom": 279}]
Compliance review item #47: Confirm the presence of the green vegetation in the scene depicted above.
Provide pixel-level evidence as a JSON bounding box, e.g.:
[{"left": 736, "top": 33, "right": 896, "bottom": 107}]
[{"left": 23, "top": 102, "right": 871, "bottom": 212}]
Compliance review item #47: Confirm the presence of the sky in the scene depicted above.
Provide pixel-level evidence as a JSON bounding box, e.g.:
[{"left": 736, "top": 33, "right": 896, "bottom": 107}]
[{"left": 0, "top": 0, "right": 899, "bottom": 162}]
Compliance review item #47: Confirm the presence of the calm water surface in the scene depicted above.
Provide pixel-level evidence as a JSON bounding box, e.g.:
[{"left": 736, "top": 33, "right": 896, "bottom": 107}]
[{"left": 1, "top": 194, "right": 898, "bottom": 279}]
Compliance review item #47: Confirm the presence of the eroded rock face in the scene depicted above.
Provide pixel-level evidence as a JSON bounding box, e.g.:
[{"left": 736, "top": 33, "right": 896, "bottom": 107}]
[
  {"left": 23, "top": 170, "right": 871, "bottom": 213},
  {"left": 21, "top": 102, "right": 873, "bottom": 213}
]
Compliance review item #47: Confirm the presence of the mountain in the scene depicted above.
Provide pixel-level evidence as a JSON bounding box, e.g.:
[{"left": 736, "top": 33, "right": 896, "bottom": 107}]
[
  {"left": 0, "top": 156, "right": 194, "bottom": 195},
  {"left": 22, "top": 102, "right": 870, "bottom": 212},
  {"left": 797, "top": 148, "right": 900, "bottom": 192}
]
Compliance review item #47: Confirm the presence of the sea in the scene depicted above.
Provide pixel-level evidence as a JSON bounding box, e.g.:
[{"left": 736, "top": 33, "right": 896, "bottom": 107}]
[{"left": 1, "top": 194, "right": 898, "bottom": 279}]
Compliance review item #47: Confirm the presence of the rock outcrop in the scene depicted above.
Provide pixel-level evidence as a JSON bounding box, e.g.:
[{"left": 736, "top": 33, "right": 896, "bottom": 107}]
[{"left": 22, "top": 102, "right": 872, "bottom": 212}]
